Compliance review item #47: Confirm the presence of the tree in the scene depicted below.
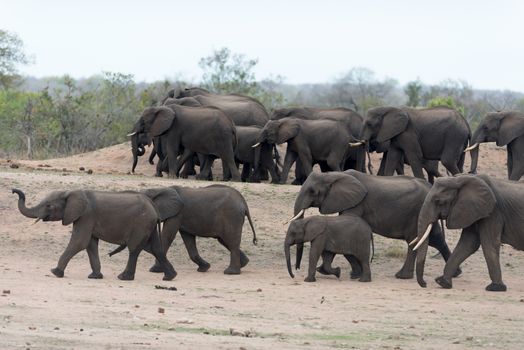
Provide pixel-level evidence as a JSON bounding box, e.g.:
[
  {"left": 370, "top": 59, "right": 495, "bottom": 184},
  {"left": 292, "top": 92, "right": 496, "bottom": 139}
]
[
  {"left": 199, "top": 47, "right": 258, "bottom": 95},
  {"left": 404, "top": 79, "right": 422, "bottom": 107},
  {"left": 0, "top": 29, "right": 30, "bottom": 89}
]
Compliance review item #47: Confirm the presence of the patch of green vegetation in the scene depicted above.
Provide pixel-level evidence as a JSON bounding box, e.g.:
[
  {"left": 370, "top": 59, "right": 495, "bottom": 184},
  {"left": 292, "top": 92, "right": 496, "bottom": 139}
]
[{"left": 174, "top": 326, "right": 231, "bottom": 336}]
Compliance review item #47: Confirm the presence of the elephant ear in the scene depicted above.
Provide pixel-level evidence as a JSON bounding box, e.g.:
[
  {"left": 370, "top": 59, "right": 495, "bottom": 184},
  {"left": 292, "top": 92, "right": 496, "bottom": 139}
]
[
  {"left": 447, "top": 176, "right": 496, "bottom": 229},
  {"left": 63, "top": 191, "right": 89, "bottom": 225},
  {"left": 277, "top": 120, "right": 300, "bottom": 144},
  {"left": 143, "top": 188, "right": 183, "bottom": 221},
  {"left": 320, "top": 173, "right": 367, "bottom": 214},
  {"left": 149, "top": 108, "right": 175, "bottom": 137},
  {"left": 376, "top": 110, "right": 409, "bottom": 143},
  {"left": 304, "top": 217, "right": 327, "bottom": 242},
  {"left": 497, "top": 113, "right": 524, "bottom": 146}
]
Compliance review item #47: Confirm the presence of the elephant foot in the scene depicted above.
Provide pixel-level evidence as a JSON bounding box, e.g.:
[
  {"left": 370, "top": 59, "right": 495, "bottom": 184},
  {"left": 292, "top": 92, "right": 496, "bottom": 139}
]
[
  {"left": 291, "top": 179, "right": 302, "bottom": 186},
  {"left": 154, "top": 173, "right": 163, "bottom": 178},
  {"left": 197, "top": 263, "right": 211, "bottom": 272},
  {"left": 316, "top": 265, "right": 330, "bottom": 275},
  {"left": 435, "top": 276, "right": 452, "bottom": 289},
  {"left": 224, "top": 266, "right": 241, "bottom": 275},
  {"left": 196, "top": 174, "right": 208, "bottom": 181},
  {"left": 316, "top": 265, "right": 340, "bottom": 278},
  {"left": 180, "top": 173, "right": 189, "bottom": 179},
  {"left": 453, "top": 267, "right": 462, "bottom": 278},
  {"left": 359, "top": 274, "right": 371, "bottom": 282},
  {"left": 117, "top": 271, "right": 135, "bottom": 281},
  {"left": 350, "top": 271, "right": 362, "bottom": 280},
  {"left": 417, "top": 278, "right": 427, "bottom": 288},
  {"left": 304, "top": 276, "right": 316, "bottom": 282},
  {"left": 163, "top": 270, "right": 177, "bottom": 281},
  {"left": 485, "top": 282, "right": 507, "bottom": 292},
  {"left": 149, "top": 264, "right": 164, "bottom": 273},
  {"left": 240, "top": 254, "right": 249, "bottom": 268},
  {"left": 51, "top": 267, "right": 64, "bottom": 278},
  {"left": 395, "top": 270, "right": 414, "bottom": 279},
  {"left": 88, "top": 271, "right": 103, "bottom": 279}
]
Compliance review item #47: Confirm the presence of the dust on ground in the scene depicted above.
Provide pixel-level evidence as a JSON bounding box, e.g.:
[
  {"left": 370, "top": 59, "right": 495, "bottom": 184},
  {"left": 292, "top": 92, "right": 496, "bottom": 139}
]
[{"left": 0, "top": 142, "right": 523, "bottom": 349}]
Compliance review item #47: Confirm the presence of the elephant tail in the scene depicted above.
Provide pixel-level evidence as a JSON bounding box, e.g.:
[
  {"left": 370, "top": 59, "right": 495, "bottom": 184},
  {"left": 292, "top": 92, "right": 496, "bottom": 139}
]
[
  {"left": 108, "top": 244, "right": 127, "bottom": 257},
  {"left": 245, "top": 207, "right": 258, "bottom": 245},
  {"left": 273, "top": 145, "right": 282, "bottom": 168},
  {"left": 370, "top": 231, "right": 375, "bottom": 263}
]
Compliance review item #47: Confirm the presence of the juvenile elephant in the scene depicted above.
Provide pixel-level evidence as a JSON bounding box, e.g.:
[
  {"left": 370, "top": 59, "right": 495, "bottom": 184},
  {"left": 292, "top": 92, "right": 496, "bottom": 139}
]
[
  {"left": 144, "top": 185, "right": 258, "bottom": 275},
  {"left": 356, "top": 106, "right": 470, "bottom": 180},
  {"left": 255, "top": 118, "right": 353, "bottom": 184},
  {"left": 285, "top": 215, "right": 372, "bottom": 283},
  {"left": 233, "top": 125, "right": 280, "bottom": 183},
  {"left": 12, "top": 188, "right": 176, "bottom": 281},
  {"left": 291, "top": 170, "right": 459, "bottom": 283},
  {"left": 135, "top": 105, "right": 241, "bottom": 181},
  {"left": 468, "top": 111, "right": 524, "bottom": 180},
  {"left": 412, "top": 174, "right": 524, "bottom": 291}
]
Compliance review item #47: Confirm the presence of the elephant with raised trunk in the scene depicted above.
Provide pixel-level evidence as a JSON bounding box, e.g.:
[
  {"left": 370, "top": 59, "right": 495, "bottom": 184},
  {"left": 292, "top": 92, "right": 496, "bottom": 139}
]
[
  {"left": 355, "top": 106, "right": 470, "bottom": 180},
  {"left": 412, "top": 174, "right": 524, "bottom": 291},
  {"left": 285, "top": 215, "right": 372, "bottom": 283},
  {"left": 291, "top": 170, "right": 460, "bottom": 283},
  {"left": 11, "top": 188, "right": 176, "bottom": 281},
  {"left": 468, "top": 111, "right": 524, "bottom": 181}
]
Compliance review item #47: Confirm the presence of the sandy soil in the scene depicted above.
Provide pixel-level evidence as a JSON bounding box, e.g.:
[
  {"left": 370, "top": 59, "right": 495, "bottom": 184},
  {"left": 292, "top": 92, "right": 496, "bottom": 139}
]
[{"left": 1, "top": 142, "right": 523, "bottom": 349}]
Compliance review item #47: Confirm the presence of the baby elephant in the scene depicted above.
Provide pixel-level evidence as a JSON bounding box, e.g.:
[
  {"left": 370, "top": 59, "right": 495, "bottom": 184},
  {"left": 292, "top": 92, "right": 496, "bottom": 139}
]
[{"left": 285, "top": 215, "right": 372, "bottom": 282}]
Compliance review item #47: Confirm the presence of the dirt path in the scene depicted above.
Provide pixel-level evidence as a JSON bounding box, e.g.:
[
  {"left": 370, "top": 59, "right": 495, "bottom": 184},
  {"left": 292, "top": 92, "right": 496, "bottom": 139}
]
[{"left": 1, "top": 143, "right": 523, "bottom": 349}]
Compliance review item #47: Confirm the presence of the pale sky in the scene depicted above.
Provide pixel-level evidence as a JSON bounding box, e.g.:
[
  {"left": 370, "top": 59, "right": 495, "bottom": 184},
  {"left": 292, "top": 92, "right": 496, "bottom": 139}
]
[{"left": 2, "top": 0, "right": 524, "bottom": 91}]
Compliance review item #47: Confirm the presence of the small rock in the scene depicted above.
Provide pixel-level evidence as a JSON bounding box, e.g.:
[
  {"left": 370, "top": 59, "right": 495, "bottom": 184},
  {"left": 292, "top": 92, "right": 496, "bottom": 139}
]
[
  {"left": 9, "top": 163, "right": 19, "bottom": 169},
  {"left": 80, "top": 328, "right": 84, "bottom": 332},
  {"left": 256, "top": 288, "right": 262, "bottom": 292},
  {"left": 520, "top": 299, "right": 524, "bottom": 303},
  {"left": 62, "top": 168, "right": 68, "bottom": 172},
  {"left": 134, "top": 305, "right": 140, "bottom": 308},
  {"left": 230, "top": 328, "right": 245, "bottom": 337},
  {"left": 28, "top": 326, "right": 36, "bottom": 330},
  {"left": 79, "top": 167, "right": 85, "bottom": 171},
  {"left": 158, "top": 307, "right": 165, "bottom": 314},
  {"left": 87, "top": 169, "right": 93, "bottom": 174},
  {"left": 2, "top": 290, "right": 10, "bottom": 294},
  {"left": 177, "top": 318, "right": 194, "bottom": 324},
  {"left": 54, "top": 327, "right": 59, "bottom": 330},
  {"left": 352, "top": 320, "right": 359, "bottom": 324},
  {"left": 466, "top": 336, "right": 473, "bottom": 341}
]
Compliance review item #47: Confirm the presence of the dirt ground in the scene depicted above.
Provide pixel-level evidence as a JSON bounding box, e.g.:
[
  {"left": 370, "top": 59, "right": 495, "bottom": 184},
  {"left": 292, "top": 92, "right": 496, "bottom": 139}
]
[{"left": 1, "top": 143, "right": 523, "bottom": 349}]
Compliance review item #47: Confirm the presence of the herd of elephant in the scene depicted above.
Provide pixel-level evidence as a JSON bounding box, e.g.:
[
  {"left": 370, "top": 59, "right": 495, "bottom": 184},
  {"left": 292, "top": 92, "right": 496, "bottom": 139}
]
[{"left": 11, "top": 87, "right": 524, "bottom": 293}]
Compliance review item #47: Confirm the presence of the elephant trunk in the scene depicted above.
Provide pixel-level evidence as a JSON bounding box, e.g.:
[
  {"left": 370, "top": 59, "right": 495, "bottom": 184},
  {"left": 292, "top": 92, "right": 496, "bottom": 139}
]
[
  {"left": 284, "top": 241, "right": 295, "bottom": 278},
  {"left": 296, "top": 243, "right": 304, "bottom": 270},
  {"left": 413, "top": 193, "right": 440, "bottom": 288},
  {"left": 12, "top": 189, "right": 40, "bottom": 219},
  {"left": 130, "top": 134, "right": 145, "bottom": 173},
  {"left": 468, "top": 128, "right": 483, "bottom": 174}
]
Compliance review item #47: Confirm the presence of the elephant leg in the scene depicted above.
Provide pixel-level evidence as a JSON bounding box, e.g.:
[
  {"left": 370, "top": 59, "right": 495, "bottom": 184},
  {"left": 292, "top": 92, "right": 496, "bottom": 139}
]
[
  {"left": 395, "top": 244, "right": 416, "bottom": 279},
  {"left": 149, "top": 230, "right": 177, "bottom": 281},
  {"left": 180, "top": 231, "right": 211, "bottom": 272},
  {"left": 52, "top": 224, "right": 93, "bottom": 278},
  {"left": 118, "top": 245, "right": 145, "bottom": 281},
  {"left": 508, "top": 143, "right": 524, "bottom": 180},
  {"left": 217, "top": 237, "right": 242, "bottom": 275},
  {"left": 196, "top": 155, "right": 213, "bottom": 180},
  {"left": 316, "top": 251, "right": 340, "bottom": 278},
  {"left": 345, "top": 254, "right": 362, "bottom": 280},
  {"left": 383, "top": 147, "right": 403, "bottom": 177},
  {"left": 355, "top": 255, "right": 371, "bottom": 282},
  {"left": 478, "top": 219, "right": 506, "bottom": 291},
  {"left": 155, "top": 157, "right": 164, "bottom": 177},
  {"left": 280, "top": 150, "right": 298, "bottom": 184},
  {"left": 150, "top": 217, "right": 180, "bottom": 273},
  {"left": 305, "top": 239, "right": 323, "bottom": 282},
  {"left": 166, "top": 144, "right": 181, "bottom": 179},
  {"left": 180, "top": 156, "right": 196, "bottom": 178},
  {"left": 86, "top": 237, "right": 103, "bottom": 279},
  {"left": 297, "top": 151, "right": 313, "bottom": 179},
  {"left": 241, "top": 163, "right": 252, "bottom": 182},
  {"left": 326, "top": 155, "right": 342, "bottom": 172},
  {"left": 292, "top": 158, "right": 306, "bottom": 185},
  {"left": 220, "top": 151, "right": 241, "bottom": 182},
  {"left": 175, "top": 149, "right": 196, "bottom": 177},
  {"left": 428, "top": 225, "right": 462, "bottom": 277},
  {"left": 440, "top": 149, "right": 461, "bottom": 175},
  {"left": 436, "top": 227, "right": 480, "bottom": 289}
]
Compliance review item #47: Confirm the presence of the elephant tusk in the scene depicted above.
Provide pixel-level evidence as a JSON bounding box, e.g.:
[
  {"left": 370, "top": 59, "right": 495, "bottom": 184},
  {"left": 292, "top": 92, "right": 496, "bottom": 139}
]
[
  {"left": 349, "top": 141, "right": 364, "bottom": 147},
  {"left": 413, "top": 224, "right": 433, "bottom": 251},
  {"left": 127, "top": 131, "right": 137, "bottom": 137},
  {"left": 409, "top": 237, "right": 419, "bottom": 246},
  {"left": 463, "top": 143, "right": 479, "bottom": 152},
  {"left": 251, "top": 142, "right": 261, "bottom": 148},
  {"left": 283, "top": 209, "right": 305, "bottom": 225},
  {"left": 32, "top": 218, "right": 41, "bottom": 225}
]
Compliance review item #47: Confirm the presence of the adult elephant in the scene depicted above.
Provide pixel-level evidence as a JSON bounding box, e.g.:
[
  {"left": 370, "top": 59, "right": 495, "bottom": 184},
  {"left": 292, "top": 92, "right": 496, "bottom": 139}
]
[
  {"left": 272, "top": 107, "right": 366, "bottom": 177},
  {"left": 412, "top": 174, "right": 524, "bottom": 291},
  {"left": 233, "top": 125, "right": 280, "bottom": 183},
  {"left": 255, "top": 118, "right": 353, "bottom": 184},
  {"left": 140, "top": 185, "right": 258, "bottom": 275},
  {"left": 134, "top": 105, "right": 240, "bottom": 181},
  {"left": 354, "top": 106, "right": 470, "bottom": 180},
  {"left": 11, "top": 188, "right": 176, "bottom": 281},
  {"left": 468, "top": 111, "right": 524, "bottom": 181},
  {"left": 290, "top": 170, "right": 459, "bottom": 283},
  {"left": 175, "top": 87, "right": 269, "bottom": 127}
]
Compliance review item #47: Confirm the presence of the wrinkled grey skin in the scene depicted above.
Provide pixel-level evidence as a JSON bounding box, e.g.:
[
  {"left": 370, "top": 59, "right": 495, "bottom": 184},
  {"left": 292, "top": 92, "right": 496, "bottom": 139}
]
[
  {"left": 359, "top": 106, "right": 470, "bottom": 180},
  {"left": 12, "top": 188, "right": 176, "bottom": 281},
  {"left": 135, "top": 105, "right": 240, "bottom": 181},
  {"left": 141, "top": 185, "right": 258, "bottom": 275},
  {"left": 175, "top": 87, "right": 269, "bottom": 127},
  {"left": 414, "top": 174, "right": 524, "bottom": 291},
  {"left": 285, "top": 215, "right": 371, "bottom": 283},
  {"left": 233, "top": 125, "right": 280, "bottom": 183},
  {"left": 469, "top": 111, "right": 524, "bottom": 180},
  {"left": 272, "top": 107, "right": 366, "bottom": 182},
  {"left": 292, "top": 170, "right": 460, "bottom": 285},
  {"left": 256, "top": 118, "right": 353, "bottom": 184}
]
